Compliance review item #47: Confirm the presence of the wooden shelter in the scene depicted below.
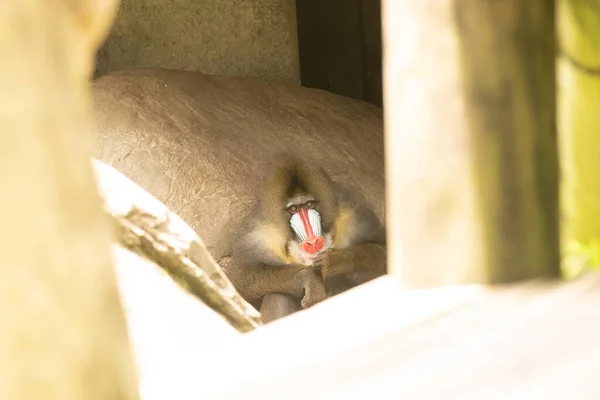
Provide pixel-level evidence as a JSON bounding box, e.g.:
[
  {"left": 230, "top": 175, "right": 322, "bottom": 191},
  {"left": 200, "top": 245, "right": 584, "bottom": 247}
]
[{"left": 1, "top": 0, "right": 599, "bottom": 399}]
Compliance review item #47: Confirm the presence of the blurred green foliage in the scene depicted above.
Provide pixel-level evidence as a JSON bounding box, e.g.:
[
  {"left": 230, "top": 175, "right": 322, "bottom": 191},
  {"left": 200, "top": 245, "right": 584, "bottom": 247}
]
[
  {"left": 562, "top": 239, "right": 600, "bottom": 279},
  {"left": 558, "top": 0, "right": 600, "bottom": 280}
]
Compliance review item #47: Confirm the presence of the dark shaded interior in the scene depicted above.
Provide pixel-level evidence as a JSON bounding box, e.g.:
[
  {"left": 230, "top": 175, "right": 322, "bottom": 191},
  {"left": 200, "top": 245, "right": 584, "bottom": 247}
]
[{"left": 296, "top": 0, "right": 383, "bottom": 108}]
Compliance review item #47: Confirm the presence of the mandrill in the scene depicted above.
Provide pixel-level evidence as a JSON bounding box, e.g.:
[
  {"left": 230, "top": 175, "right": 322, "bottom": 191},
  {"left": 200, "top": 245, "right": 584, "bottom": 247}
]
[{"left": 216, "top": 156, "right": 387, "bottom": 323}]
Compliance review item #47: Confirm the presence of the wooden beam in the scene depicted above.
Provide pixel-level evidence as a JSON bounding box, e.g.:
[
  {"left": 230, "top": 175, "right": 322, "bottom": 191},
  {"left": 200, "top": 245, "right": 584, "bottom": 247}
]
[
  {"left": 201, "top": 273, "right": 600, "bottom": 399},
  {"left": 383, "top": 0, "right": 560, "bottom": 287},
  {"left": 0, "top": 0, "right": 138, "bottom": 398}
]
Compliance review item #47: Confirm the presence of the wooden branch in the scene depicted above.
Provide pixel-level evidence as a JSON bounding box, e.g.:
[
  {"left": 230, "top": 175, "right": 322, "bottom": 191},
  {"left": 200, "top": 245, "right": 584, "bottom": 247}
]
[{"left": 92, "top": 159, "right": 262, "bottom": 332}]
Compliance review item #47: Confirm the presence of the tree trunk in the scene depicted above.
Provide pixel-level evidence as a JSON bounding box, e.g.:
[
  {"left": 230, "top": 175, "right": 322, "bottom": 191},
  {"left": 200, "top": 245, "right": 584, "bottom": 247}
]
[
  {"left": 0, "top": 1, "right": 139, "bottom": 399},
  {"left": 382, "top": 0, "right": 560, "bottom": 287}
]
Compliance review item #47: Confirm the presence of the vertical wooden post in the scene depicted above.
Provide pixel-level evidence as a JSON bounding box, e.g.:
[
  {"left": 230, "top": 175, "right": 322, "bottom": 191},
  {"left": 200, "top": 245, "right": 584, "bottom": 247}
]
[
  {"left": 0, "top": 1, "right": 139, "bottom": 399},
  {"left": 382, "top": 0, "right": 560, "bottom": 287}
]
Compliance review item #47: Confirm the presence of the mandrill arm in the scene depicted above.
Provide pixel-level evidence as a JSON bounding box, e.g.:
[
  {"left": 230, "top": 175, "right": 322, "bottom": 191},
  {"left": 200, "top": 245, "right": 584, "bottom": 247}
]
[
  {"left": 313, "top": 192, "right": 388, "bottom": 288},
  {"left": 315, "top": 242, "right": 387, "bottom": 285},
  {"left": 220, "top": 257, "right": 327, "bottom": 309}
]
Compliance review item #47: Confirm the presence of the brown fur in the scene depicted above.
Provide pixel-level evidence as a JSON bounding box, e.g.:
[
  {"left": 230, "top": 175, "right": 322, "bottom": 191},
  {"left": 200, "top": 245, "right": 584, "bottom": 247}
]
[
  {"left": 217, "top": 156, "right": 387, "bottom": 324},
  {"left": 260, "top": 154, "right": 339, "bottom": 231},
  {"left": 93, "top": 69, "right": 385, "bottom": 257},
  {"left": 259, "top": 293, "right": 302, "bottom": 324}
]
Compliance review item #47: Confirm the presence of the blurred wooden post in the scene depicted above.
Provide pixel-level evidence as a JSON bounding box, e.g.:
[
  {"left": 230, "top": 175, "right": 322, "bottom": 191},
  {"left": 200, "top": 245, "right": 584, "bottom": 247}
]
[
  {"left": 0, "top": 1, "right": 139, "bottom": 399},
  {"left": 382, "top": 1, "right": 561, "bottom": 287}
]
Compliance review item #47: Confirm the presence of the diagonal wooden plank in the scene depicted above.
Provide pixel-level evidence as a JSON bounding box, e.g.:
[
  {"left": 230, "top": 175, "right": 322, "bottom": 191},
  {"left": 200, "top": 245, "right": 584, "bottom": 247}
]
[{"left": 204, "top": 274, "right": 600, "bottom": 399}]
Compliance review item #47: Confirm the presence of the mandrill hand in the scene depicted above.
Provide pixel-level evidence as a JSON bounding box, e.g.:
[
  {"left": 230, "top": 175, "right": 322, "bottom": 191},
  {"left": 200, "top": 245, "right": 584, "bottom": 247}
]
[
  {"left": 296, "top": 268, "right": 327, "bottom": 308},
  {"left": 312, "top": 248, "right": 354, "bottom": 280}
]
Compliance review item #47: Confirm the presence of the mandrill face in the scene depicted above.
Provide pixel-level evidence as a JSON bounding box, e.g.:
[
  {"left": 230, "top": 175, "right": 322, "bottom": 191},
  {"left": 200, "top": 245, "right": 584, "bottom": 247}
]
[{"left": 285, "top": 196, "right": 334, "bottom": 266}]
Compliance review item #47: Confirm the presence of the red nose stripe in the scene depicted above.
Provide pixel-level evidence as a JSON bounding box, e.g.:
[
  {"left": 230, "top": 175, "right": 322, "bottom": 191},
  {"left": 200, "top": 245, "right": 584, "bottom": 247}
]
[
  {"left": 298, "top": 208, "right": 316, "bottom": 239},
  {"left": 298, "top": 208, "right": 324, "bottom": 254}
]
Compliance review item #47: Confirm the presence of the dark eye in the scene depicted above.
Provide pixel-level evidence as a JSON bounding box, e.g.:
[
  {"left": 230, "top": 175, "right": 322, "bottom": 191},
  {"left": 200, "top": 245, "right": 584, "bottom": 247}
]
[
  {"left": 288, "top": 205, "right": 298, "bottom": 213},
  {"left": 306, "top": 201, "right": 314, "bottom": 208}
]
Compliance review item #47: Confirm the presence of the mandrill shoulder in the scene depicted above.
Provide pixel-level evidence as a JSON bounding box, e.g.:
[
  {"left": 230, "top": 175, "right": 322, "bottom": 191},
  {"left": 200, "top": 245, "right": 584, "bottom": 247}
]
[
  {"left": 230, "top": 214, "right": 292, "bottom": 267},
  {"left": 331, "top": 182, "right": 386, "bottom": 249}
]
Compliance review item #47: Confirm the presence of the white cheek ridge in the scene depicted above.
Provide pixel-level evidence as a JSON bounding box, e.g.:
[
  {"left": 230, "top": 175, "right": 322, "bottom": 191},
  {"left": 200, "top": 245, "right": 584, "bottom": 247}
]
[
  {"left": 290, "top": 213, "right": 307, "bottom": 241},
  {"left": 308, "top": 209, "right": 321, "bottom": 236},
  {"left": 289, "top": 209, "right": 322, "bottom": 241}
]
